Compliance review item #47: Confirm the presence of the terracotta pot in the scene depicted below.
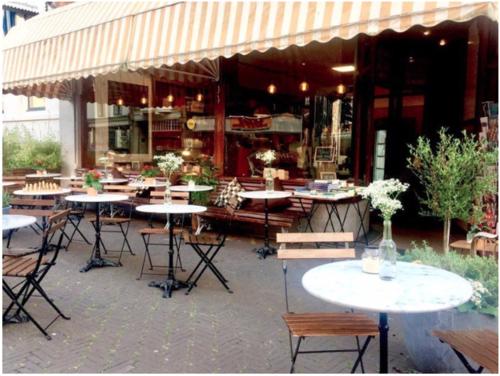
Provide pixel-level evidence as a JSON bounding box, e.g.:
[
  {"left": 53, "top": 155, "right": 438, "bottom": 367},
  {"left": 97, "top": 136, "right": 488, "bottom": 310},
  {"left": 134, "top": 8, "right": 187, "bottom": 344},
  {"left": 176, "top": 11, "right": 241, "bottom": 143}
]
[{"left": 86, "top": 187, "right": 98, "bottom": 196}]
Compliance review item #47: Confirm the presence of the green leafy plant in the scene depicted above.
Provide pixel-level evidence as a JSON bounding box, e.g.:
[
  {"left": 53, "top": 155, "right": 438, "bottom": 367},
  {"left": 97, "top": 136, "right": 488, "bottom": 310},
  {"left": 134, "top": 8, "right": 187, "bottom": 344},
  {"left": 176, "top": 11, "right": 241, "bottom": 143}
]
[
  {"left": 140, "top": 165, "right": 160, "bottom": 178},
  {"left": 180, "top": 157, "right": 219, "bottom": 205},
  {"left": 83, "top": 170, "right": 103, "bottom": 191},
  {"left": 2, "top": 192, "right": 11, "bottom": 208},
  {"left": 400, "top": 242, "right": 498, "bottom": 317},
  {"left": 407, "top": 129, "right": 495, "bottom": 252}
]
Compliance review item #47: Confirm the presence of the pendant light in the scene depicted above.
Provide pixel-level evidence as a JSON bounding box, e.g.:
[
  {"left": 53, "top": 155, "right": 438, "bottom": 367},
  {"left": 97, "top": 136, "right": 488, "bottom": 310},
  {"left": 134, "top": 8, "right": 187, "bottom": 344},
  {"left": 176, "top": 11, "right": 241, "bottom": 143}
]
[
  {"left": 267, "top": 83, "right": 277, "bottom": 94},
  {"left": 299, "top": 81, "right": 309, "bottom": 92},
  {"left": 117, "top": 97, "right": 124, "bottom": 106},
  {"left": 196, "top": 92, "right": 203, "bottom": 102},
  {"left": 167, "top": 93, "right": 174, "bottom": 103},
  {"left": 336, "top": 84, "right": 346, "bottom": 95},
  {"left": 140, "top": 95, "right": 147, "bottom": 105}
]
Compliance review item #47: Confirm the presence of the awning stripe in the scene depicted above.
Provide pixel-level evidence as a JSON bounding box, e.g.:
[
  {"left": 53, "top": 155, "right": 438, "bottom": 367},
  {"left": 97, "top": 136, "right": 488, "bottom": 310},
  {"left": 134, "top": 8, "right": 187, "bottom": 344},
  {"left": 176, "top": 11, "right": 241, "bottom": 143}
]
[{"left": 3, "top": 1, "right": 497, "bottom": 99}]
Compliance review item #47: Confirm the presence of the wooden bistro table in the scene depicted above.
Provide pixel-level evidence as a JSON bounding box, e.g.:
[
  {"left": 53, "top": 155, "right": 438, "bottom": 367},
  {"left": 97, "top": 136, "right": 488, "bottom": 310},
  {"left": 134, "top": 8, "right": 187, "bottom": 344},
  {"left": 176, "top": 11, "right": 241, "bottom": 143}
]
[
  {"left": 170, "top": 185, "right": 213, "bottom": 204},
  {"left": 65, "top": 193, "right": 129, "bottom": 272},
  {"left": 238, "top": 190, "right": 292, "bottom": 259},
  {"left": 136, "top": 203, "right": 207, "bottom": 298},
  {"left": 302, "top": 260, "right": 473, "bottom": 373}
]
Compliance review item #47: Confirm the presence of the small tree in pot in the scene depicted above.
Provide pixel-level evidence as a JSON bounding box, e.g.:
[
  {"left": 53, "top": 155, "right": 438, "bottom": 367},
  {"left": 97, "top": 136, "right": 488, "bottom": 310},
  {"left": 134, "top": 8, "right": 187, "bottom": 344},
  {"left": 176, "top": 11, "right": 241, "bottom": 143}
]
[{"left": 407, "top": 128, "right": 495, "bottom": 252}]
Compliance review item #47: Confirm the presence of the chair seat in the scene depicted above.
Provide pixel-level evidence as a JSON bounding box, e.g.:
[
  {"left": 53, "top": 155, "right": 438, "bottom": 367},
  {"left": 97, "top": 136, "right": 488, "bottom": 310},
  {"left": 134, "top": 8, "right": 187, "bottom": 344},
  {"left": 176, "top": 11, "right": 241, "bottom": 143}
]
[
  {"left": 3, "top": 248, "right": 39, "bottom": 257},
  {"left": 283, "top": 312, "right": 379, "bottom": 337},
  {"left": 139, "top": 227, "right": 187, "bottom": 236},
  {"left": 185, "top": 232, "right": 221, "bottom": 246},
  {"left": 433, "top": 329, "right": 498, "bottom": 373},
  {"left": 88, "top": 216, "right": 130, "bottom": 224},
  {"left": 3, "top": 255, "right": 48, "bottom": 277}
]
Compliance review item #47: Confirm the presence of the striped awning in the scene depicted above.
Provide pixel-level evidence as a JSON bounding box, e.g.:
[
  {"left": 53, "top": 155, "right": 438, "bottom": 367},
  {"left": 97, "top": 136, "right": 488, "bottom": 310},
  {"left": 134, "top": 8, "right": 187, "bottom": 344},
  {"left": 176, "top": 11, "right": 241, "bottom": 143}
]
[{"left": 3, "top": 1, "right": 497, "bottom": 99}]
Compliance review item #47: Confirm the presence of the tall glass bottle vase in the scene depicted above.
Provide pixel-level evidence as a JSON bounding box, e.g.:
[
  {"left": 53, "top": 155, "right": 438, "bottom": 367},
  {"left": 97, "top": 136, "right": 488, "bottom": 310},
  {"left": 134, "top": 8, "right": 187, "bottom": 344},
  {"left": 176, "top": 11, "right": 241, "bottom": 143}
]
[
  {"left": 379, "top": 220, "right": 397, "bottom": 280},
  {"left": 265, "top": 169, "right": 274, "bottom": 192},
  {"left": 164, "top": 181, "right": 172, "bottom": 204}
]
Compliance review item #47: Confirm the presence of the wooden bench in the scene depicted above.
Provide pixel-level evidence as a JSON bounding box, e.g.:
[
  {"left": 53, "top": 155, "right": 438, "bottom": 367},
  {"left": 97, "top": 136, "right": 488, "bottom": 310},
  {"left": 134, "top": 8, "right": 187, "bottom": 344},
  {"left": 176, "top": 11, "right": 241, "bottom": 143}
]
[
  {"left": 433, "top": 329, "right": 498, "bottom": 373},
  {"left": 198, "top": 176, "right": 312, "bottom": 230}
]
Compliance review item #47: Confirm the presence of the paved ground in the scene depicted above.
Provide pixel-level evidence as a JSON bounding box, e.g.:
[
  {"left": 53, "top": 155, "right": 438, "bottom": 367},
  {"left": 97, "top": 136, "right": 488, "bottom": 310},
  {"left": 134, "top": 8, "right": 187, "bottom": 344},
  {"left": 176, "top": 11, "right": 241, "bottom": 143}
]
[{"left": 2, "top": 215, "right": 422, "bottom": 373}]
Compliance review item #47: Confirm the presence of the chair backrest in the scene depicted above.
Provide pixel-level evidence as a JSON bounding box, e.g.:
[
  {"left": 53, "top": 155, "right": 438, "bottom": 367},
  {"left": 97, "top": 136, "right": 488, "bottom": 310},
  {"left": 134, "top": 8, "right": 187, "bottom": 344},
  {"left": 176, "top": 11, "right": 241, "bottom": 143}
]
[
  {"left": 11, "top": 198, "right": 56, "bottom": 209},
  {"left": 103, "top": 184, "right": 137, "bottom": 198},
  {"left": 276, "top": 232, "right": 355, "bottom": 313},
  {"left": 150, "top": 190, "right": 189, "bottom": 205}
]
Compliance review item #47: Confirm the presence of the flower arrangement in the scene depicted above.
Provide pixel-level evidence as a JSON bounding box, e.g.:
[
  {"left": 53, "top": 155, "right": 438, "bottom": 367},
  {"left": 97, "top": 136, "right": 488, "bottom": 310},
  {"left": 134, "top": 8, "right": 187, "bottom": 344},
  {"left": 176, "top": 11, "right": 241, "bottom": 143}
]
[
  {"left": 140, "top": 165, "right": 160, "bottom": 178},
  {"left": 361, "top": 178, "right": 409, "bottom": 220},
  {"left": 256, "top": 149, "right": 276, "bottom": 166},
  {"left": 154, "top": 153, "right": 184, "bottom": 179},
  {"left": 83, "top": 170, "right": 103, "bottom": 191}
]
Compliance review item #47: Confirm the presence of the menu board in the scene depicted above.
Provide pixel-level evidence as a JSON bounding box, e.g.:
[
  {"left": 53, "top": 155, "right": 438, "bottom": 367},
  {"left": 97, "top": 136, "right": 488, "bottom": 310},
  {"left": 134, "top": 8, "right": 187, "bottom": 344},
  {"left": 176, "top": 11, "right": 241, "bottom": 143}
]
[{"left": 314, "top": 146, "right": 335, "bottom": 163}]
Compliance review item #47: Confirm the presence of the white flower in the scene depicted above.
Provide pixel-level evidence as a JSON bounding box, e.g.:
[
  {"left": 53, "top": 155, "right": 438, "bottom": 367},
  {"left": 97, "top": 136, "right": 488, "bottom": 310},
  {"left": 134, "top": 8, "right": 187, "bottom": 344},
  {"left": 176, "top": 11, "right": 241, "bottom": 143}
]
[
  {"left": 154, "top": 153, "right": 184, "bottom": 176},
  {"left": 468, "top": 279, "right": 489, "bottom": 308},
  {"left": 256, "top": 150, "right": 276, "bottom": 166},
  {"left": 361, "top": 179, "right": 409, "bottom": 220}
]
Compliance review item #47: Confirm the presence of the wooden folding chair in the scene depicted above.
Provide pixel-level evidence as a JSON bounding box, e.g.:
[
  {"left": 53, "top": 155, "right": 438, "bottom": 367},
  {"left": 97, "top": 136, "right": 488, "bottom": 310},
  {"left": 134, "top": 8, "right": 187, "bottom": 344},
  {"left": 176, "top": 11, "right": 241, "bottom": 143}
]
[
  {"left": 433, "top": 329, "right": 498, "bottom": 373},
  {"left": 277, "top": 232, "right": 379, "bottom": 373},
  {"left": 3, "top": 209, "right": 71, "bottom": 340},
  {"left": 137, "top": 190, "right": 189, "bottom": 280}
]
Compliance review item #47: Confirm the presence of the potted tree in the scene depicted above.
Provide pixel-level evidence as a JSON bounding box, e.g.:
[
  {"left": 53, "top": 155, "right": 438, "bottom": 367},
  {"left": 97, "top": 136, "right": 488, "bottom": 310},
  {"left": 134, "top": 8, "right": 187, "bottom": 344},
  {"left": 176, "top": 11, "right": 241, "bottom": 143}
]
[
  {"left": 407, "top": 129, "right": 495, "bottom": 252},
  {"left": 397, "top": 243, "right": 497, "bottom": 372}
]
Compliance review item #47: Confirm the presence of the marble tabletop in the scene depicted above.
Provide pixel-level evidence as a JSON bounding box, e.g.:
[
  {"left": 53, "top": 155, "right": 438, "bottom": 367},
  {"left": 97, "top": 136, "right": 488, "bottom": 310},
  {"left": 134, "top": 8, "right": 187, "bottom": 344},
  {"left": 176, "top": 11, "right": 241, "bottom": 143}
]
[
  {"left": 170, "top": 185, "right": 213, "bottom": 193},
  {"left": 25, "top": 173, "right": 62, "bottom": 178},
  {"left": 99, "top": 178, "right": 129, "bottom": 184},
  {"left": 2, "top": 182, "right": 17, "bottom": 187},
  {"left": 128, "top": 181, "right": 168, "bottom": 189},
  {"left": 65, "top": 193, "right": 129, "bottom": 203},
  {"left": 302, "top": 260, "right": 473, "bottom": 314},
  {"left": 2, "top": 214, "right": 37, "bottom": 231},
  {"left": 54, "top": 176, "right": 83, "bottom": 181},
  {"left": 136, "top": 204, "right": 207, "bottom": 215},
  {"left": 14, "top": 188, "right": 72, "bottom": 196},
  {"left": 238, "top": 190, "right": 292, "bottom": 200},
  {"left": 293, "top": 190, "right": 363, "bottom": 202}
]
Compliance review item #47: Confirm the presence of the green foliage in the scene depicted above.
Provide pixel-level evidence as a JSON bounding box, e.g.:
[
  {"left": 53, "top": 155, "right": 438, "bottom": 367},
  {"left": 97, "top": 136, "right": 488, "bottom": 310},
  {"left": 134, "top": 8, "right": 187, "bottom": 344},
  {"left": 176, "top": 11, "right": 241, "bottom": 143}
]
[
  {"left": 400, "top": 242, "right": 498, "bottom": 317},
  {"left": 2, "top": 192, "right": 10, "bottom": 208},
  {"left": 180, "top": 157, "right": 219, "bottom": 205},
  {"left": 3, "top": 127, "right": 62, "bottom": 172},
  {"left": 83, "top": 170, "right": 103, "bottom": 191},
  {"left": 407, "top": 129, "right": 494, "bottom": 223}
]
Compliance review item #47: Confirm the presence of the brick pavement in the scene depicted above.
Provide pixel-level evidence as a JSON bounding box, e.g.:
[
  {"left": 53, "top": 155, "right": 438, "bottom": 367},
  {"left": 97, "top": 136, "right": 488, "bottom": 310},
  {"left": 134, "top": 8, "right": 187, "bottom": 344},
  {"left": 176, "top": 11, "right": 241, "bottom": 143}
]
[{"left": 3, "top": 217, "right": 416, "bottom": 373}]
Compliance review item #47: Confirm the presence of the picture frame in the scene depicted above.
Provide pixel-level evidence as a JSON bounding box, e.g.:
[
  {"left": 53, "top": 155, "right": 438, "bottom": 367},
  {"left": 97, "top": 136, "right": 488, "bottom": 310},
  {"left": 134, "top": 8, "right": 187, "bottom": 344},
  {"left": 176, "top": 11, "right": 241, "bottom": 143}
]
[
  {"left": 314, "top": 146, "right": 335, "bottom": 163},
  {"left": 319, "top": 171, "right": 337, "bottom": 180}
]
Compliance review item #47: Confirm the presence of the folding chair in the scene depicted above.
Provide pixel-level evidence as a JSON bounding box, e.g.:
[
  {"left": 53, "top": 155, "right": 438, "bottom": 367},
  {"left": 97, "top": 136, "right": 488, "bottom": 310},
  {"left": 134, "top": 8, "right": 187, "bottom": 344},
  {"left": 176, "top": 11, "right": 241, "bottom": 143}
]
[
  {"left": 3, "top": 209, "right": 71, "bottom": 340},
  {"left": 64, "top": 180, "right": 91, "bottom": 248},
  {"left": 7, "top": 202, "right": 57, "bottom": 248},
  {"left": 137, "top": 190, "right": 189, "bottom": 280},
  {"left": 433, "top": 329, "right": 498, "bottom": 373},
  {"left": 88, "top": 185, "right": 137, "bottom": 265},
  {"left": 277, "top": 232, "right": 378, "bottom": 373}
]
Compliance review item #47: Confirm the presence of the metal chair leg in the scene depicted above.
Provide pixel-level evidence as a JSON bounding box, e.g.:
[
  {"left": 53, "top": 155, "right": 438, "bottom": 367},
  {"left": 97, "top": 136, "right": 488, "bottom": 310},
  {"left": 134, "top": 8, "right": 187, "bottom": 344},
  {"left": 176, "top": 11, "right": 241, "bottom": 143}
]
[
  {"left": 351, "top": 336, "right": 373, "bottom": 373},
  {"left": 290, "top": 336, "right": 303, "bottom": 373}
]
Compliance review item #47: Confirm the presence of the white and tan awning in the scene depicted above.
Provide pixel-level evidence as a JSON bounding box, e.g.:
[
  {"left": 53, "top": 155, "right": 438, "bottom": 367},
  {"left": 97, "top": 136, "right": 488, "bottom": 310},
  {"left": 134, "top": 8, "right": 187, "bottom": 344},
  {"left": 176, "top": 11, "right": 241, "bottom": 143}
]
[{"left": 3, "top": 1, "right": 497, "bottom": 99}]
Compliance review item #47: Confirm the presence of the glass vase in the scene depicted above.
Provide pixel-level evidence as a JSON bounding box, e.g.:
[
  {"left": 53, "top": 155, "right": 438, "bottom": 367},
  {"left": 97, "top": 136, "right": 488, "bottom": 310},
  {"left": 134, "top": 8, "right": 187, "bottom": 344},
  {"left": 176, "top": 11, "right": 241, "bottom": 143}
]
[
  {"left": 265, "top": 169, "right": 274, "bottom": 192},
  {"left": 379, "top": 219, "right": 397, "bottom": 280},
  {"left": 164, "top": 182, "right": 172, "bottom": 204}
]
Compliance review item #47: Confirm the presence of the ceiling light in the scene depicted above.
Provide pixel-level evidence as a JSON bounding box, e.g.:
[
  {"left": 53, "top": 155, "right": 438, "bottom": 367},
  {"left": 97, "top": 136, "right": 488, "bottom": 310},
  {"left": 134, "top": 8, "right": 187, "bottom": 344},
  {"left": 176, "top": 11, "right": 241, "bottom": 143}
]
[
  {"left": 117, "top": 98, "right": 124, "bottom": 106},
  {"left": 408, "top": 56, "right": 415, "bottom": 63},
  {"left": 337, "top": 84, "right": 346, "bottom": 95},
  {"left": 301, "top": 62, "right": 306, "bottom": 67},
  {"left": 299, "top": 81, "right": 309, "bottom": 92},
  {"left": 267, "top": 84, "right": 277, "bottom": 94},
  {"left": 467, "top": 40, "right": 474, "bottom": 45},
  {"left": 439, "top": 39, "right": 446, "bottom": 46},
  {"left": 140, "top": 96, "right": 147, "bottom": 105},
  {"left": 166, "top": 94, "right": 174, "bottom": 103},
  {"left": 332, "top": 65, "right": 355, "bottom": 73},
  {"left": 196, "top": 93, "right": 203, "bottom": 102},
  {"left": 423, "top": 30, "right": 431, "bottom": 36}
]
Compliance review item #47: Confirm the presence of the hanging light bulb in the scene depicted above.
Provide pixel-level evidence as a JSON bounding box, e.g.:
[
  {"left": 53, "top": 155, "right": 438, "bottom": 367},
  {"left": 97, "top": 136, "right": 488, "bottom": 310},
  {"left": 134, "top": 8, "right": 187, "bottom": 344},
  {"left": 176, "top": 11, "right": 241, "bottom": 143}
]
[
  {"left": 117, "top": 98, "right": 124, "bottom": 106},
  {"left": 267, "top": 83, "right": 277, "bottom": 94},
  {"left": 299, "top": 81, "right": 309, "bottom": 92},
  {"left": 167, "top": 94, "right": 174, "bottom": 103},
  {"left": 439, "top": 39, "right": 447, "bottom": 46},
  {"left": 196, "top": 92, "right": 203, "bottom": 102},
  {"left": 140, "top": 96, "right": 147, "bottom": 105},
  {"left": 336, "top": 84, "right": 346, "bottom": 95}
]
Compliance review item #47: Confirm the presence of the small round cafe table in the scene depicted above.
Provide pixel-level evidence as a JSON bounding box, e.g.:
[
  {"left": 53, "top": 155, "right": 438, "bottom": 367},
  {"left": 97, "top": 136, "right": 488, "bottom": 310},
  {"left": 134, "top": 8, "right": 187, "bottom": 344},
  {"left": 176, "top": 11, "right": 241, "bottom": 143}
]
[
  {"left": 13, "top": 188, "right": 72, "bottom": 197},
  {"left": 136, "top": 204, "right": 206, "bottom": 298},
  {"left": 2, "top": 182, "right": 17, "bottom": 187},
  {"left": 99, "top": 178, "right": 129, "bottom": 184},
  {"left": 302, "top": 260, "right": 473, "bottom": 373},
  {"left": 65, "top": 194, "right": 129, "bottom": 272},
  {"left": 25, "top": 173, "right": 62, "bottom": 179},
  {"left": 170, "top": 185, "right": 213, "bottom": 204},
  {"left": 238, "top": 190, "right": 292, "bottom": 259},
  {"left": 128, "top": 181, "right": 168, "bottom": 189},
  {"left": 2, "top": 214, "right": 37, "bottom": 232}
]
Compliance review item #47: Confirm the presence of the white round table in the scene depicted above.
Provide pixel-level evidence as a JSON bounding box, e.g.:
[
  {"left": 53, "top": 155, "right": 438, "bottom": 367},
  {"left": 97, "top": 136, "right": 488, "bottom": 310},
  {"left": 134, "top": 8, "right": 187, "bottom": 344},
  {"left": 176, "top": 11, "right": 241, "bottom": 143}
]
[
  {"left": 136, "top": 204, "right": 206, "bottom": 298},
  {"left": 99, "top": 178, "right": 129, "bottom": 184},
  {"left": 128, "top": 181, "right": 168, "bottom": 189},
  {"left": 238, "top": 190, "right": 292, "bottom": 258},
  {"left": 2, "top": 214, "right": 37, "bottom": 231},
  {"left": 2, "top": 182, "right": 17, "bottom": 187},
  {"left": 14, "top": 188, "right": 72, "bottom": 196},
  {"left": 54, "top": 176, "right": 83, "bottom": 181},
  {"left": 170, "top": 185, "right": 213, "bottom": 204},
  {"left": 25, "top": 173, "right": 62, "bottom": 179},
  {"left": 302, "top": 260, "right": 473, "bottom": 373},
  {"left": 65, "top": 194, "right": 129, "bottom": 272}
]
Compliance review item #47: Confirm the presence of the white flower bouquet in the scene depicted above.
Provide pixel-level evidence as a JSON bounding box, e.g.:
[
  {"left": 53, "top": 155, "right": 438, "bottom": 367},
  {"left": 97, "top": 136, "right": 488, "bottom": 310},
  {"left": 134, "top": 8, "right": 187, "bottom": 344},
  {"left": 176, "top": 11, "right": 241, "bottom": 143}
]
[
  {"left": 256, "top": 149, "right": 276, "bottom": 166},
  {"left": 154, "top": 153, "right": 184, "bottom": 178},
  {"left": 362, "top": 178, "right": 409, "bottom": 220}
]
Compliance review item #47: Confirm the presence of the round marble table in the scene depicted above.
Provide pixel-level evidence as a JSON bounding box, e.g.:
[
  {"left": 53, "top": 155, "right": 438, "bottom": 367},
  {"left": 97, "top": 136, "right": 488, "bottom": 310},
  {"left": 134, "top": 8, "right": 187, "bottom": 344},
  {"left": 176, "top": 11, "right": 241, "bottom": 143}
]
[
  {"left": 2, "top": 214, "right": 37, "bottom": 231},
  {"left": 136, "top": 204, "right": 207, "bottom": 298},
  {"left": 13, "top": 188, "right": 72, "bottom": 196},
  {"left": 65, "top": 194, "right": 129, "bottom": 272},
  {"left": 128, "top": 181, "right": 168, "bottom": 189},
  {"left": 99, "top": 178, "right": 129, "bottom": 184},
  {"left": 54, "top": 176, "right": 83, "bottom": 181},
  {"left": 302, "top": 260, "right": 473, "bottom": 373},
  {"left": 170, "top": 185, "right": 213, "bottom": 204},
  {"left": 238, "top": 190, "right": 292, "bottom": 259},
  {"left": 25, "top": 173, "right": 62, "bottom": 179},
  {"left": 2, "top": 182, "right": 17, "bottom": 187}
]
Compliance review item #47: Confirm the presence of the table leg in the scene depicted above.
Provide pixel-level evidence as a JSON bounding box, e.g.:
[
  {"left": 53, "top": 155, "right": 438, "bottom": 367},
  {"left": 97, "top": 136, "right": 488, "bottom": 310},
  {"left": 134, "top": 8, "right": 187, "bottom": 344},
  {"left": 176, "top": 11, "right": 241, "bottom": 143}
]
[
  {"left": 354, "top": 200, "right": 369, "bottom": 245},
  {"left": 255, "top": 198, "right": 275, "bottom": 259},
  {"left": 80, "top": 202, "right": 120, "bottom": 272},
  {"left": 379, "top": 312, "right": 389, "bottom": 373},
  {"left": 148, "top": 213, "right": 188, "bottom": 297}
]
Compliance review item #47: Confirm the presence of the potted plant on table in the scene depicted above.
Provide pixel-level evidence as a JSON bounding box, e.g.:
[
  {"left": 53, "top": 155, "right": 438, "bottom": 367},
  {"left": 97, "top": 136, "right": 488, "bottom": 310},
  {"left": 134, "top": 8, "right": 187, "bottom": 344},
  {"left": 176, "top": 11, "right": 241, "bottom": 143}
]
[
  {"left": 397, "top": 242, "right": 498, "bottom": 373},
  {"left": 256, "top": 149, "right": 276, "bottom": 191},
  {"left": 3, "top": 192, "right": 11, "bottom": 215},
  {"left": 154, "top": 153, "right": 184, "bottom": 204},
  {"left": 83, "top": 170, "right": 103, "bottom": 196},
  {"left": 139, "top": 165, "right": 160, "bottom": 185},
  {"left": 361, "top": 178, "right": 409, "bottom": 279}
]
